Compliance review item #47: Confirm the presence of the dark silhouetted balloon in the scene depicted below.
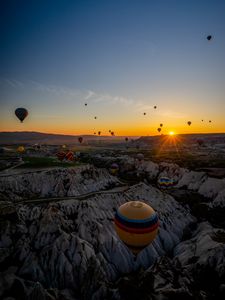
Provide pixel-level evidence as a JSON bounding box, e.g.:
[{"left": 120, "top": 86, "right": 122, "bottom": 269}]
[
  {"left": 207, "top": 35, "right": 212, "bottom": 41},
  {"left": 85, "top": 103, "right": 87, "bottom": 106},
  {"left": 187, "top": 121, "right": 192, "bottom": 126},
  {"left": 154, "top": 106, "right": 157, "bottom": 109},
  {"left": 98, "top": 131, "right": 101, "bottom": 136},
  {"left": 157, "top": 128, "right": 161, "bottom": 133},
  {"left": 94, "top": 116, "right": 97, "bottom": 119},
  {"left": 160, "top": 123, "right": 163, "bottom": 127},
  {"left": 111, "top": 131, "right": 114, "bottom": 136},
  {"left": 94, "top": 132, "right": 96, "bottom": 135},
  {"left": 202, "top": 120, "right": 204, "bottom": 122},
  {"left": 78, "top": 137, "right": 83, "bottom": 144},
  {"left": 125, "top": 137, "right": 129, "bottom": 142},
  {"left": 209, "top": 120, "right": 212, "bottom": 123},
  {"left": 15, "top": 108, "right": 28, "bottom": 123},
  {"left": 143, "top": 112, "right": 146, "bottom": 115},
  {"left": 109, "top": 130, "right": 111, "bottom": 132}
]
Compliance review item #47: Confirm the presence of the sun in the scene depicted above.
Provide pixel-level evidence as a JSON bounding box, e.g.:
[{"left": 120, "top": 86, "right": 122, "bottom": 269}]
[{"left": 169, "top": 131, "right": 175, "bottom": 136}]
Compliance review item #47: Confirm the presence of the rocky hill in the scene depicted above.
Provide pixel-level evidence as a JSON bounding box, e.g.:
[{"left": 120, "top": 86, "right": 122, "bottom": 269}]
[{"left": 0, "top": 162, "right": 225, "bottom": 299}]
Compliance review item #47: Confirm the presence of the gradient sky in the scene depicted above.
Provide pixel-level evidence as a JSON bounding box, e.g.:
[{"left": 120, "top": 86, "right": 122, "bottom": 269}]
[{"left": 0, "top": 0, "right": 225, "bottom": 136}]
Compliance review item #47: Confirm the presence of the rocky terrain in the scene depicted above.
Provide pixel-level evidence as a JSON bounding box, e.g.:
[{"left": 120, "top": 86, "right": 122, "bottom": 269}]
[{"left": 0, "top": 159, "right": 225, "bottom": 299}]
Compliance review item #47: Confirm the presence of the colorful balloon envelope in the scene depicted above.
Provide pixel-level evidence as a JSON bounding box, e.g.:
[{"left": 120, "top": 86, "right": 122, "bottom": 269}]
[
  {"left": 65, "top": 151, "right": 74, "bottom": 161},
  {"left": 114, "top": 201, "right": 159, "bottom": 255},
  {"left": 110, "top": 163, "right": 119, "bottom": 175},
  {"left": 56, "top": 151, "right": 66, "bottom": 161},
  {"left": 158, "top": 177, "right": 174, "bottom": 188},
  {"left": 17, "top": 146, "right": 25, "bottom": 153},
  {"left": 15, "top": 108, "right": 28, "bottom": 123}
]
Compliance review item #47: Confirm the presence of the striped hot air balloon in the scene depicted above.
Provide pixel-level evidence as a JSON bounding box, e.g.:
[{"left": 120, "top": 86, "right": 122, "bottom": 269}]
[
  {"left": 114, "top": 201, "right": 159, "bottom": 255},
  {"left": 158, "top": 177, "right": 174, "bottom": 188},
  {"left": 56, "top": 151, "right": 66, "bottom": 161},
  {"left": 110, "top": 163, "right": 119, "bottom": 175},
  {"left": 65, "top": 151, "right": 74, "bottom": 161}
]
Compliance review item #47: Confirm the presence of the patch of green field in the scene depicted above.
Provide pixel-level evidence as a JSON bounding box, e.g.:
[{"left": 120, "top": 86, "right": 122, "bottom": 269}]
[{"left": 17, "top": 157, "right": 83, "bottom": 168}]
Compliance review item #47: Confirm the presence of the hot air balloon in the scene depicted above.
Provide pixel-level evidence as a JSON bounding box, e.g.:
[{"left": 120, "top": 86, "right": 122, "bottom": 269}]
[
  {"left": 94, "top": 132, "right": 96, "bottom": 135},
  {"left": 197, "top": 139, "right": 204, "bottom": 147},
  {"left": 15, "top": 108, "right": 28, "bottom": 123},
  {"left": 65, "top": 151, "right": 74, "bottom": 161},
  {"left": 158, "top": 177, "right": 174, "bottom": 188},
  {"left": 154, "top": 106, "right": 157, "bottom": 109},
  {"left": 17, "top": 146, "right": 25, "bottom": 153},
  {"left": 110, "top": 163, "right": 119, "bottom": 175},
  {"left": 187, "top": 121, "right": 192, "bottom": 126},
  {"left": 98, "top": 131, "right": 101, "bottom": 136},
  {"left": 136, "top": 153, "right": 144, "bottom": 161},
  {"left": 78, "top": 137, "right": 83, "bottom": 144},
  {"left": 125, "top": 137, "right": 129, "bottom": 142},
  {"left": 56, "top": 151, "right": 66, "bottom": 161},
  {"left": 109, "top": 130, "right": 111, "bottom": 133},
  {"left": 85, "top": 103, "right": 87, "bottom": 106},
  {"left": 209, "top": 120, "right": 212, "bottom": 123},
  {"left": 202, "top": 120, "right": 204, "bottom": 122},
  {"left": 157, "top": 128, "right": 161, "bottom": 133},
  {"left": 160, "top": 123, "right": 163, "bottom": 127},
  {"left": 207, "top": 35, "right": 212, "bottom": 41},
  {"left": 94, "top": 116, "right": 97, "bottom": 119},
  {"left": 111, "top": 131, "right": 115, "bottom": 136},
  {"left": 143, "top": 112, "right": 146, "bottom": 115},
  {"left": 114, "top": 201, "right": 159, "bottom": 255}
]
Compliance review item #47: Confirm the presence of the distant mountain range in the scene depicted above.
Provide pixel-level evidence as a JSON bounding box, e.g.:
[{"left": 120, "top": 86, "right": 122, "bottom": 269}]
[
  {"left": 0, "top": 131, "right": 224, "bottom": 145},
  {"left": 0, "top": 131, "right": 135, "bottom": 145}
]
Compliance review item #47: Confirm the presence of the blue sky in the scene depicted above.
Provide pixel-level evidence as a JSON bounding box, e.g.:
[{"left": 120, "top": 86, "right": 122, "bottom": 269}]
[{"left": 1, "top": 0, "right": 225, "bottom": 135}]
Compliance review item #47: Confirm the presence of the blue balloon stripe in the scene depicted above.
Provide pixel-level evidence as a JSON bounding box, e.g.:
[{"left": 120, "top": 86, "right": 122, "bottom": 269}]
[
  {"left": 116, "top": 209, "right": 157, "bottom": 223},
  {"left": 115, "top": 211, "right": 158, "bottom": 228}
]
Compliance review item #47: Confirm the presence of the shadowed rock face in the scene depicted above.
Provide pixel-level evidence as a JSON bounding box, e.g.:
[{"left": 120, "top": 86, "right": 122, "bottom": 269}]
[
  {"left": 0, "top": 166, "right": 120, "bottom": 202},
  {"left": 0, "top": 165, "right": 225, "bottom": 299}
]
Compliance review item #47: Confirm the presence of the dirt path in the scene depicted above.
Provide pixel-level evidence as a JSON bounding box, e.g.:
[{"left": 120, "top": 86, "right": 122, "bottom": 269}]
[{"left": 17, "top": 185, "right": 130, "bottom": 205}]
